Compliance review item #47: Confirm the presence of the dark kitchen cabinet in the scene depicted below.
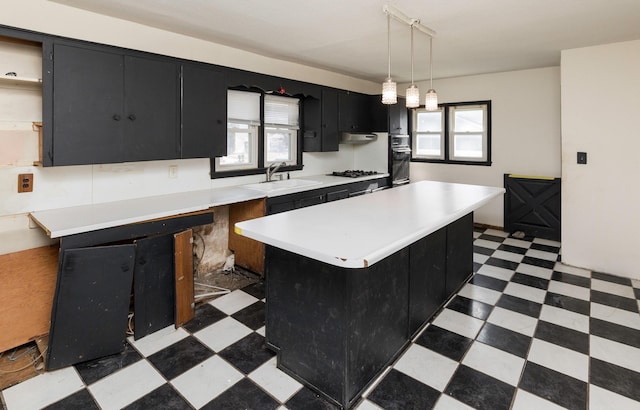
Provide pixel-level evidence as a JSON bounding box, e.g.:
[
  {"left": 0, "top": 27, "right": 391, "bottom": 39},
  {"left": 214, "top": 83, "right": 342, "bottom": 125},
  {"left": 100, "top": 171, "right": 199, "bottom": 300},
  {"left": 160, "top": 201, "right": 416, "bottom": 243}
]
[
  {"left": 52, "top": 42, "right": 179, "bottom": 166},
  {"left": 338, "top": 90, "right": 372, "bottom": 132},
  {"left": 446, "top": 212, "right": 474, "bottom": 295},
  {"left": 388, "top": 96, "right": 408, "bottom": 135},
  {"left": 181, "top": 63, "right": 227, "bottom": 158},
  {"left": 303, "top": 88, "right": 339, "bottom": 152}
]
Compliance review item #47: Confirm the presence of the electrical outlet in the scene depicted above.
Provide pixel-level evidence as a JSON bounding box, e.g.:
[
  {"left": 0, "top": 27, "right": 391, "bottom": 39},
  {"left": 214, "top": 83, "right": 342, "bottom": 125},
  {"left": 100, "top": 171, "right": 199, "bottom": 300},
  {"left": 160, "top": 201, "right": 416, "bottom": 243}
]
[
  {"left": 18, "top": 173, "right": 33, "bottom": 193},
  {"left": 577, "top": 152, "right": 587, "bottom": 164},
  {"left": 168, "top": 165, "right": 178, "bottom": 179}
]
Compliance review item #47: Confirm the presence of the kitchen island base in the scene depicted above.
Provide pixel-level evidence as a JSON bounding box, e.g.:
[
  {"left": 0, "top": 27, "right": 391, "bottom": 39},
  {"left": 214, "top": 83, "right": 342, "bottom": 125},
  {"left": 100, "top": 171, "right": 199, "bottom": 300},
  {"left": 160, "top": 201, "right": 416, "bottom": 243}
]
[{"left": 264, "top": 213, "right": 474, "bottom": 409}]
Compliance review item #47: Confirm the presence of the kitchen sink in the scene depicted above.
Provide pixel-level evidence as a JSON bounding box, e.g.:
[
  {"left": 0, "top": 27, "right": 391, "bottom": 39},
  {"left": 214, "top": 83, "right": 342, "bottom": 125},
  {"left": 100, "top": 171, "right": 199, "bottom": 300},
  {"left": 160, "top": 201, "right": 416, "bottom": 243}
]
[{"left": 243, "top": 179, "right": 322, "bottom": 192}]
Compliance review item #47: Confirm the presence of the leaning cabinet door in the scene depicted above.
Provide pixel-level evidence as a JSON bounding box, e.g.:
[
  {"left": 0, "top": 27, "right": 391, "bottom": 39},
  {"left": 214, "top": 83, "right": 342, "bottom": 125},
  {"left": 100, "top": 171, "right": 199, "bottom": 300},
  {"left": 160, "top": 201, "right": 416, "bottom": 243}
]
[{"left": 46, "top": 244, "right": 135, "bottom": 370}]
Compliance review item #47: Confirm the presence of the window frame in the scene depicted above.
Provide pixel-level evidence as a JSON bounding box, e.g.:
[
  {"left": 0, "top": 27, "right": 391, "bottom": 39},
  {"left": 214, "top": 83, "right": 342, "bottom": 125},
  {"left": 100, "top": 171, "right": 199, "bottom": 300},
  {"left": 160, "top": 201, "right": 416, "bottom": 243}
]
[
  {"left": 211, "top": 88, "right": 304, "bottom": 179},
  {"left": 411, "top": 100, "right": 492, "bottom": 166}
]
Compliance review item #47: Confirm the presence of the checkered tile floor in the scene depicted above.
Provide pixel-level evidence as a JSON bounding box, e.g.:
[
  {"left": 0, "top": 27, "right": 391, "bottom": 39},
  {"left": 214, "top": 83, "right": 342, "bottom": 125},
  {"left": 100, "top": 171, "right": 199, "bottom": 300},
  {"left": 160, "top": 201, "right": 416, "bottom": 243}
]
[{"left": 2, "top": 228, "right": 640, "bottom": 409}]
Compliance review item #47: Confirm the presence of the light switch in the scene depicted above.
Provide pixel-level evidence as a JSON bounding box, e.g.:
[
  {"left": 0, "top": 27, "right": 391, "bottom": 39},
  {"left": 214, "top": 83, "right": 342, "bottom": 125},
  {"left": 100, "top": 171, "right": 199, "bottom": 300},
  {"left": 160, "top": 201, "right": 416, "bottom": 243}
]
[{"left": 577, "top": 152, "right": 587, "bottom": 164}]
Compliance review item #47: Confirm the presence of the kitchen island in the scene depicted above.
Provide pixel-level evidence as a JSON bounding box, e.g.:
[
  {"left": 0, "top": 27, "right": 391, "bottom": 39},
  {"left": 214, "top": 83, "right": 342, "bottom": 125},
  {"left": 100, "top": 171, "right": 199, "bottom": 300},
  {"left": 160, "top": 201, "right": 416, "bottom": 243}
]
[{"left": 235, "top": 181, "right": 504, "bottom": 409}]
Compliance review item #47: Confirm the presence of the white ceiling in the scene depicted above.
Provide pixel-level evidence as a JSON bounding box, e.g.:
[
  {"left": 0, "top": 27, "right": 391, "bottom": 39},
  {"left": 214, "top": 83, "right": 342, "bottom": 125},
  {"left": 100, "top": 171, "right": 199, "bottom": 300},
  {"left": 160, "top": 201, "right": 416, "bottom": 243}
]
[{"left": 51, "top": 0, "right": 640, "bottom": 83}]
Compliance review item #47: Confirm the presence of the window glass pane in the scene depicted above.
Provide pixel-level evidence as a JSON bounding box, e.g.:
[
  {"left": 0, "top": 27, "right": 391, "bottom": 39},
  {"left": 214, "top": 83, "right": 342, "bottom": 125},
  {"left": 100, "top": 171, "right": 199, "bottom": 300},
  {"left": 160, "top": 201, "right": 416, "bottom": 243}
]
[
  {"left": 220, "top": 123, "right": 255, "bottom": 165},
  {"left": 453, "top": 108, "right": 483, "bottom": 132},
  {"left": 453, "top": 133, "right": 483, "bottom": 158},
  {"left": 266, "top": 128, "right": 294, "bottom": 163},
  {"left": 416, "top": 111, "right": 442, "bottom": 132},
  {"left": 416, "top": 133, "right": 441, "bottom": 157}
]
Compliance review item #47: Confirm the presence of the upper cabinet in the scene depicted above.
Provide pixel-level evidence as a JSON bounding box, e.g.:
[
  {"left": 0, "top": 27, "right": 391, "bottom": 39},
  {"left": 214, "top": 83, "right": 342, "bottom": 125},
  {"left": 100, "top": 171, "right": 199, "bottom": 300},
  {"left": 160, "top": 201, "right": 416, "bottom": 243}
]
[
  {"left": 388, "top": 96, "right": 408, "bottom": 135},
  {"left": 338, "top": 91, "right": 372, "bottom": 132},
  {"left": 303, "top": 88, "right": 339, "bottom": 152},
  {"left": 181, "top": 63, "right": 227, "bottom": 159},
  {"left": 51, "top": 42, "right": 180, "bottom": 166}
]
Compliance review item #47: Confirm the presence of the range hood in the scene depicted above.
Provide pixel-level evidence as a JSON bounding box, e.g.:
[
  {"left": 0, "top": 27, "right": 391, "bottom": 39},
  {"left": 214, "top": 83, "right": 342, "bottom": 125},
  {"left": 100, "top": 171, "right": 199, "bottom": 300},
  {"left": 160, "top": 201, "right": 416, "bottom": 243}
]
[{"left": 340, "top": 132, "right": 378, "bottom": 144}]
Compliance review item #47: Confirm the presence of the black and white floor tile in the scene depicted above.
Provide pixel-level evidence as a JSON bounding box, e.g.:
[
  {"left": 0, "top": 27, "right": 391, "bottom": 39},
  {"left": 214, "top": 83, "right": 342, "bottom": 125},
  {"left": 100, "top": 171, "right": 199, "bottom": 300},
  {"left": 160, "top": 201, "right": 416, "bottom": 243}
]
[{"left": 2, "top": 227, "right": 640, "bottom": 409}]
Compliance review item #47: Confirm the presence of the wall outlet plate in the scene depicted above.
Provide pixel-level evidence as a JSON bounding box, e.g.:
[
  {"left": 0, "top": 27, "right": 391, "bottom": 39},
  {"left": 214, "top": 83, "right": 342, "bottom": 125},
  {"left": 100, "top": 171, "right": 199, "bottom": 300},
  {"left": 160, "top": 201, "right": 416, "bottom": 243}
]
[
  {"left": 577, "top": 152, "right": 587, "bottom": 164},
  {"left": 18, "top": 173, "right": 33, "bottom": 192}
]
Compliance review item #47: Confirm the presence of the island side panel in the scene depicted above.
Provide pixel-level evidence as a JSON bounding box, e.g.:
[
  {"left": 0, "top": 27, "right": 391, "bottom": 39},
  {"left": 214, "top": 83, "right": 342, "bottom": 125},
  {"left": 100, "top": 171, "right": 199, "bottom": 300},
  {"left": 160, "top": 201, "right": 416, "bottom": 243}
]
[
  {"left": 446, "top": 212, "right": 474, "bottom": 295},
  {"left": 345, "top": 248, "right": 410, "bottom": 406},
  {"left": 265, "top": 245, "right": 348, "bottom": 403},
  {"left": 409, "top": 226, "right": 447, "bottom": 337}
]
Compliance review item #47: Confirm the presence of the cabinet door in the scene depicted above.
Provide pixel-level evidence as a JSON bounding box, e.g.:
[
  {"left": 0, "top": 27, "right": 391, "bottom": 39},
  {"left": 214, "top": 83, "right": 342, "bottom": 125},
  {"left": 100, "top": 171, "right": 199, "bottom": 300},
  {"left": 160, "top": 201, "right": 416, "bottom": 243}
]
[
  {"left": 302, "top": 95, "right": 321, "bottom": 152},
  {"left": 182, "top": 64, "right": 227, "bottom": 158},
  {"left": 52, "top": 43, "right": 124, "bottom": 165},
  {"left": 297, "top": 193, "right": 325, "bottom": 208},
  {"left": 388, "top": 97, "right": 408, "bottom": 135},
  {"left": 46, "top": 244, "right": 135, "bottom": 370},
  {"left": 124, "top": 55, "right": 180, "bottom": 162},
  {"left": 339, "top": 91, "right": 371, "bottom": 132},
  {"left": 321, "top": 88, "right": 339, "bottom": 151}
]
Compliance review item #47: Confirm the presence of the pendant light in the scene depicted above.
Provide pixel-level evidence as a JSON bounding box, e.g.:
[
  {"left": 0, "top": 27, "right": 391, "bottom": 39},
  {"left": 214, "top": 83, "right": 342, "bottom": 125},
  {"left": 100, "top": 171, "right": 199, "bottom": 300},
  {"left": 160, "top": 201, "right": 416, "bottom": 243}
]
[
  {"left": 425, "top": 36, "right": 438, "bottom": 111},
  {"left": 405, "top": 23, "right": 420, "bottom": 108},
  {"left": 382, "top": 13, "right": 397, "bottom": 104}
]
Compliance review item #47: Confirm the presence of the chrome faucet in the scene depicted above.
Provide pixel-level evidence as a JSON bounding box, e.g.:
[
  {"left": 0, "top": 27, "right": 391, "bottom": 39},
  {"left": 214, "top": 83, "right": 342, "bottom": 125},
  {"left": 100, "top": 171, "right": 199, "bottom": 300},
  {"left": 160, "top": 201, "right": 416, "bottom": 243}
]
[{"left": 266, "top": 161, "right": 287, "bottom": 182}]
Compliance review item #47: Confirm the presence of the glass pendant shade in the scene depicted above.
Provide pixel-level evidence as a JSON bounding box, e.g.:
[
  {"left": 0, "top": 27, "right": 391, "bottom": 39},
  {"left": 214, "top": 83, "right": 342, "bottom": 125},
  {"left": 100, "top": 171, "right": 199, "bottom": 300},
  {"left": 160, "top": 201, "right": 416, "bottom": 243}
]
[
  {"left": 406, "top": 84, "right": 420, "bottom": 108},
  {"left": 425, "top": 89, "right": 438, "bottom": 111},
  {"left": 382, "top": 78, "right": 397, "bottom": 104}
]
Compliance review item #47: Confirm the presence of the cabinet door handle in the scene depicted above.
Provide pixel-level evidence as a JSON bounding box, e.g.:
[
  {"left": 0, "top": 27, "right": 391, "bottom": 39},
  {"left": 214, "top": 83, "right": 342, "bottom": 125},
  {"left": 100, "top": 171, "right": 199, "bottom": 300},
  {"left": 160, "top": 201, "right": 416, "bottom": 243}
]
[
  {"left": 113, "top": 114, "right": 121, "bottom": 121},
  {"left": 128, "top": 114, "right": 137, "bottom": 121}
]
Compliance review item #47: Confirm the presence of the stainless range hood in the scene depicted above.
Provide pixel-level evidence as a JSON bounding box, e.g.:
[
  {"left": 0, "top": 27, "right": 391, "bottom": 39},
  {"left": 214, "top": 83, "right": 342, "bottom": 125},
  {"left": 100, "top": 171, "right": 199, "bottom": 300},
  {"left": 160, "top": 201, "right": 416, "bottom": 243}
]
[{"left": 340, "top": 132, "right": 378, "bottom": 144}]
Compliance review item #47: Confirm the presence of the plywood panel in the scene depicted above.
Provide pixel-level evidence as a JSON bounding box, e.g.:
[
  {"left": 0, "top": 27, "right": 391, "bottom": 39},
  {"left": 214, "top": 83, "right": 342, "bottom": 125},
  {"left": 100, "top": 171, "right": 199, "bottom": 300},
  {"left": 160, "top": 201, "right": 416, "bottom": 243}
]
[
  {"left": 228, "top": 199, "right": 266, "bottom": 275},
  {"left": 174, "top": 229, "right": 194, "bottom": 327},
  {"left": 0, "top": 246, "right": 58, "bottom": 353}
]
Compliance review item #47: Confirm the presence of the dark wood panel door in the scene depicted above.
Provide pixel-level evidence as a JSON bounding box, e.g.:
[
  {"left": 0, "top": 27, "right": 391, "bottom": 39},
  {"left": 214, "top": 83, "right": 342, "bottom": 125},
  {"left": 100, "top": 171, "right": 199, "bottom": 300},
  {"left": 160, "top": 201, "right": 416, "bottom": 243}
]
[
  {"left": 182, "top": 63, "right": 228, "bottom": 158},
  {"left": 133, "top": 234, "right": 175, "bottom": 340},
  {"left": 52, "top": 43, "right": 124, "bottom": 165},
  {"left": 124, "top": 55, "right": 180, "bottom": 162},
  {"left": 46, "top": 244, "right": 135, "bottom": 370},
  {"left": 321, "top": 88, "right": 339, "bottom": 151}
]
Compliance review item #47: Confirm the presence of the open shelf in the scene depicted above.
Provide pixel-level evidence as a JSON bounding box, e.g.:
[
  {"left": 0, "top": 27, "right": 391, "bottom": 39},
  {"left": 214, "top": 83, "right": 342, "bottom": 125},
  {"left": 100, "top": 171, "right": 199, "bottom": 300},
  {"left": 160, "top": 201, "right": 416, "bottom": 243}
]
[{"left": 0, "top": 75, "right": 42, "bottom": 88}]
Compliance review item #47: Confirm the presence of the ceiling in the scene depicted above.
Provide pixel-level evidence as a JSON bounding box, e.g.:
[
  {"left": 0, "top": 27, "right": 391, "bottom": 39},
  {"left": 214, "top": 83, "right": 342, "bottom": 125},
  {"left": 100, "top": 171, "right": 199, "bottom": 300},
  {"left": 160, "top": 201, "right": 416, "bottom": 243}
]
[{"left": 51, "top": 0, "right": 640, "bottom": 83}]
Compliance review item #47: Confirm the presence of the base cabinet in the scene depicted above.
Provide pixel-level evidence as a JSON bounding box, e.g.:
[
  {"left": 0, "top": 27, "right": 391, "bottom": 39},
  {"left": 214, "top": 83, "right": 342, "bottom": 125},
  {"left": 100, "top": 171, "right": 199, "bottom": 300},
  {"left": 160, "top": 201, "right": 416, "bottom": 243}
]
[
  {"left": 264, "top": 212, "right": 474, "bottom": 409},
  {"left": 45, "top": 212, "right": 212, "bottom": 370}
]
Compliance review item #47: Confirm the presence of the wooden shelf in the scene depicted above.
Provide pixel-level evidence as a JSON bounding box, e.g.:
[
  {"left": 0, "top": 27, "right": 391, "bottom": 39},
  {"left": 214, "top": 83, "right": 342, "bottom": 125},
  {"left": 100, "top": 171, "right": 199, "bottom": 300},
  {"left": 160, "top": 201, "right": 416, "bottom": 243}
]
[{"left": 0, "top": 75, "right": 42, "bottom": 88}]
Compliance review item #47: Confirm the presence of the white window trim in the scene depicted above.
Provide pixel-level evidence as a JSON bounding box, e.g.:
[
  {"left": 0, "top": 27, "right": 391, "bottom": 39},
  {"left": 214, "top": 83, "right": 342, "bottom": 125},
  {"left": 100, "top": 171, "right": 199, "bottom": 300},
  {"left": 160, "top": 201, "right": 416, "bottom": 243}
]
[
  {"left": 265, "top": 127, "right": 297, "bottom": 166},
  {"left": 448, "top": 105, "right": 488, "bottom": 163},
  {"left": 412, "top": 108, "right": 444, "bottom": 160},
  {"left": 215, "top": 122, "right": 259, "bottom": 171},
  {"left": 264, "top": 95, "right": 300, "bottom": 167}
]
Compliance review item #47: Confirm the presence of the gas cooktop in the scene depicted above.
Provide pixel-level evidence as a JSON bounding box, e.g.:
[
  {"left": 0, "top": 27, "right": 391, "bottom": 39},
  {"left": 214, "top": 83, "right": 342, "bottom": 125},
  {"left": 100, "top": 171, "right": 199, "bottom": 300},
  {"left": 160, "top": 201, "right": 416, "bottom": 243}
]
[{"left": 331, "top": 170, "right": 379, "bottom": 178}]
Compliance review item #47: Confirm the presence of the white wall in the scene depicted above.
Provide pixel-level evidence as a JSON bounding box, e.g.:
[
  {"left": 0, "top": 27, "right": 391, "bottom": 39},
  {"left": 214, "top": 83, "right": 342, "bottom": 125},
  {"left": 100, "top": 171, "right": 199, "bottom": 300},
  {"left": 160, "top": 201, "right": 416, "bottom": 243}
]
[
  {"left": 0, "top": 0, "right": 381, "bottom": 254},
  {"left": 406, "top": 67, "right": 562, "bottom": 227},
  {"left": 561, "top": 39, "right": 640, "bottom": 280}
]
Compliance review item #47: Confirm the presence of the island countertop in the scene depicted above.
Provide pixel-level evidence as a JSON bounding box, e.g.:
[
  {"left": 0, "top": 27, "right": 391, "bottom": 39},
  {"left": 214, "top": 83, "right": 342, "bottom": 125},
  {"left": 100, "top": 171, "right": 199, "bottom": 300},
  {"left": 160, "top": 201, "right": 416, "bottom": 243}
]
[{"left": 235, "top": 180, "right": 505, "bottom": 268}]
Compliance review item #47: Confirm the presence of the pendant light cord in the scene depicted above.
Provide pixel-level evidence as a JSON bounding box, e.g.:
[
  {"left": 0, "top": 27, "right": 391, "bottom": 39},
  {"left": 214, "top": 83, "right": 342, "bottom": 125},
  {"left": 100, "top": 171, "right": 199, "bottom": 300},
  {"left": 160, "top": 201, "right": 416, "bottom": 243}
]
[
  {"left": 429, "top": 36, "right": 433, "bottom": 89},
  {"left": 387, "top": 14, "right": 391, "bottom": 79},
  {"left": 410, "top": 24, "right": 415, "bottom": 85}
]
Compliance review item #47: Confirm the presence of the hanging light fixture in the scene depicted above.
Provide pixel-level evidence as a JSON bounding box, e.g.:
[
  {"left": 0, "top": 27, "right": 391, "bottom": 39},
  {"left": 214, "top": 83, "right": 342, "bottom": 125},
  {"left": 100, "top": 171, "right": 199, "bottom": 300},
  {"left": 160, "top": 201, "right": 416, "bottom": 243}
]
[
  {"left": 425, "top": 36, "right": 438, "bottom": 111},
  {"left": 381, "top": 12, "right": 397, "bottom": 104},
  {"left": 405, "top": 22, "right": 420, "bottom": 108}
]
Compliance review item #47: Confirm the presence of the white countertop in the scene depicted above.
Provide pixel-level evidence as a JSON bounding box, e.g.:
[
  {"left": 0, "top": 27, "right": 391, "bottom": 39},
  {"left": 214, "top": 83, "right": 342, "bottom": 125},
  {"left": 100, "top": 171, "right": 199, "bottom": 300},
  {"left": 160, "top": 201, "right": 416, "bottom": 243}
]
[
  {"left": 235, "top": 181, "right": 505, "bottom": 269},
  {"left": 29, "top": 173, "right": 388, "bottom": 238}
]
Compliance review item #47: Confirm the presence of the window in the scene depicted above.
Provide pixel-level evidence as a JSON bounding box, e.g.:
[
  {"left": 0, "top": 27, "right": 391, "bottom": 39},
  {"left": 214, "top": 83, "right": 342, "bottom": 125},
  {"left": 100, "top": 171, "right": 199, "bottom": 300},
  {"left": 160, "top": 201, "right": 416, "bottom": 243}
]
[
  {"left": 264, "top": 95, "right": 299, "bottom": 165},
  {"left": 411, "top": 101, "right": 491, "bottom": 165},
  {"left": 214, "top": 90, "right": 301, "bottom": 176},
  {"left": 216, "top": 90, "right": 260, "bottom": 171}
]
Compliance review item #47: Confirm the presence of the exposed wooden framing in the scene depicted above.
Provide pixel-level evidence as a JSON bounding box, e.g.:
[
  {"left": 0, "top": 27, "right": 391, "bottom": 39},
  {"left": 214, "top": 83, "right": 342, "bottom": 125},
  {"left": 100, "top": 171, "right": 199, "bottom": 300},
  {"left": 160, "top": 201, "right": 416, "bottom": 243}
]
[
  {"left": 228, "top": 198, "right": 266, "bottom": 275},
  {"left": 0, "top": 246, "right": 59, "bottom": 353},
  {"left": 174, "top": 229, "right": 195, "bottom": 327}
]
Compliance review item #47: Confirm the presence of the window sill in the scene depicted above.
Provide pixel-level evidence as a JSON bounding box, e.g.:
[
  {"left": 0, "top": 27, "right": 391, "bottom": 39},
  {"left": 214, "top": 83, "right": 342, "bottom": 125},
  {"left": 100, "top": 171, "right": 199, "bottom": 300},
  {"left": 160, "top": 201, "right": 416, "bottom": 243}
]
[
  {"left": 411, "top": 158, "right": 492, "bottom": 166},
  {"left": 210, "top": 161, "right": 303, "bottom": 179}
]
